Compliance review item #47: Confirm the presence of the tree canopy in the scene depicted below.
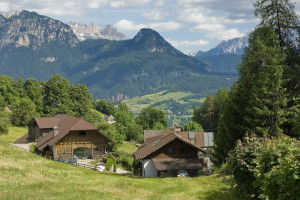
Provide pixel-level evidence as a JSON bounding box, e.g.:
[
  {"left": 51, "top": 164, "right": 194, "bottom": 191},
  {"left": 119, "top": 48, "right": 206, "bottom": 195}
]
[{"left": 136, "top": 106, "right": 168, "bottom": 130}]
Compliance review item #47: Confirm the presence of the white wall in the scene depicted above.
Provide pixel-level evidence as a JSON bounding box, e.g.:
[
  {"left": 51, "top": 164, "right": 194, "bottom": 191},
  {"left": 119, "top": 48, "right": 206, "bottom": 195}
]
[{"left": 142, "top": 159, "right": 157, "bottom": 177}]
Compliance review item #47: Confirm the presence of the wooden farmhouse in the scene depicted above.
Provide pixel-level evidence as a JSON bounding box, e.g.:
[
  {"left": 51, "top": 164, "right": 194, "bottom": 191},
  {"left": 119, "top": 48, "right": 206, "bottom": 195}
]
[
  {"left": 16, "top": 114, "right": 111, "bottom": 161},
  {"left": 133, "top": 129, "right": 212, "bottom": 177}
]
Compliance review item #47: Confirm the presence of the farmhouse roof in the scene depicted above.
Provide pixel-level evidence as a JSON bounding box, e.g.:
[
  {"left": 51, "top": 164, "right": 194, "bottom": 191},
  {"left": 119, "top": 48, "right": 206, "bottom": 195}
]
[
  {"left": 14, "top": 133, "right": 29, "bottom": 143},
  {"left": 35, "top": 114, "right": 110, "bottom": 151},
  {"left": 133, "top": 132, "right": 205, "bottom": 160}
]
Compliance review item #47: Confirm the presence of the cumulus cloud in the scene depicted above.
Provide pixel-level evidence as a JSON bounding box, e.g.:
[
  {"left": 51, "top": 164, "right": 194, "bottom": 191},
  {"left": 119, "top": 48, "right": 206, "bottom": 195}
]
[
  {"left": 142, "top": 9, "right": 167, "bottom": 20},
  {"left": 154, "top": 0, "right": 165, "bottom": 7},
  {"left": 191, "top": 24, "right": 245, "bottom": 41},
  {"left": 0, "top": 2, "right": 10, "bottom": 12},
  {"left": 114, "top": 19, "right": 145, "bottom": 31},
  {"left": 167, "top": 39, "right": 209, "bottom": 47},
  {"left": 0, "top": 0, "right": 109, "bottom": 16},
  {"left": 209, "top": 28, "right": 245, "bottom": 41},
  {"left": 110, "top": 0, "right": 151, "bottom": 8},
  {"left": 177, "top": 0, "right": 253, "bottom": 17},
  {"left": 114, "top": 19, "right": 182, "bottom": 32}
]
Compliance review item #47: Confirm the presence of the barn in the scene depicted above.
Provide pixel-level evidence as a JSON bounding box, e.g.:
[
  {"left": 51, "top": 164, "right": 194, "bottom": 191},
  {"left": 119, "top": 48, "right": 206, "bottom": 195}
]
[{"left": 22, "top": 114, "right": 111, "bottom": 160}]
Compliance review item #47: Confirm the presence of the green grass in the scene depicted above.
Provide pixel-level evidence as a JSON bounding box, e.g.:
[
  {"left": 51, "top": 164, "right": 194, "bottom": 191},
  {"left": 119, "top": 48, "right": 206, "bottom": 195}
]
[
  {"left": 0, "top": 126, "right": 27, "bottom": 143},
  {"left": 123, "top": 91, "right": 204, "bottom": 115},
  {"left": 0, "top": 142, "right": 237, "bottom": 200},
  {"left": 123, "top": 91, "right": 206, "bottom": 125},
  {"left": 116, "top": 142, "right": 138, "bottom": 155}
]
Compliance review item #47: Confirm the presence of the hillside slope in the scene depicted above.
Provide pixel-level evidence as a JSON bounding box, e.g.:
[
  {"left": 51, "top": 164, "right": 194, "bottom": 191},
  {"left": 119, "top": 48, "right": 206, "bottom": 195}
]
[{"left": 0, "top": 142, "right": 237, "bottom": 200}]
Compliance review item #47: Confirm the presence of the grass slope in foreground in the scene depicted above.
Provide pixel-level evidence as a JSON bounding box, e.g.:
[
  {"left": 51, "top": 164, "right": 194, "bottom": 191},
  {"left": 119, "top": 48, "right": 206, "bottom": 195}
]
[{"left": 0, "top": 143, "right": 237, "bottom": 200}]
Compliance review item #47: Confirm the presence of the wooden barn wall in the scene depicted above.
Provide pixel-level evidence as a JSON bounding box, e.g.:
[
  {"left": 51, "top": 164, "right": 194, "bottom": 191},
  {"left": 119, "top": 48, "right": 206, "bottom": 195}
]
[
  {"left": 55, "top": 130, "right": 109, "bottom": 160},
  {"left": 147, "top": 139, "right": 199, "bottom": 159}
]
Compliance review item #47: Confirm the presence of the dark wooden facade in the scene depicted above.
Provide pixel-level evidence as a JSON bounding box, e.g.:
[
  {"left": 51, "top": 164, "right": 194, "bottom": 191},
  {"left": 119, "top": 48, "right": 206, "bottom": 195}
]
[
  {"left": 147, "top": 139, "right": 198, "bottom": 159},
  {"left": 28, "top": 121, "right": 52, "bottom": 142}
]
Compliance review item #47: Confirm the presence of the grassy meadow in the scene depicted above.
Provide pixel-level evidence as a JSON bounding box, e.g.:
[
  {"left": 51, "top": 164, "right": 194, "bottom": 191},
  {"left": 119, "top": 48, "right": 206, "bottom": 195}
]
[
  {"left": 124, "top": 91, "right": 206, "bottom": 125},
  {"left": 0, "top": 142, "right": 237, "bottom": 200},
  {"left": 0, "top": 126, "right": 27, "bottom": 143}
]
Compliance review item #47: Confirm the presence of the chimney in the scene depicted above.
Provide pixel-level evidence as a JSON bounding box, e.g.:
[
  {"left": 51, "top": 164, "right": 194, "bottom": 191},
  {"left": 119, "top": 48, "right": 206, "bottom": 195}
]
[{"left": 53, "top": 126, "right": 59, "bottom": 137}]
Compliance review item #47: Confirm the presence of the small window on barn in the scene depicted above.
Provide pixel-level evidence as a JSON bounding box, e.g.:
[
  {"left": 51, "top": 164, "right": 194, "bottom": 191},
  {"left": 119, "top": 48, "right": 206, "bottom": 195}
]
[
  {"left": 167, "top": 148, "right": 173, "bottom": 154},
  {"left": 79, "top": 131, "right": 86, "bottom": 136}
]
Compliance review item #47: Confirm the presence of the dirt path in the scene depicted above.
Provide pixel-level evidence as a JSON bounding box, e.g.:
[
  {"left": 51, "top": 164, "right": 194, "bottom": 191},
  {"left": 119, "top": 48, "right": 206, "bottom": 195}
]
[{"left": 9, "top": 143, "right": 32, "bottom": 151}]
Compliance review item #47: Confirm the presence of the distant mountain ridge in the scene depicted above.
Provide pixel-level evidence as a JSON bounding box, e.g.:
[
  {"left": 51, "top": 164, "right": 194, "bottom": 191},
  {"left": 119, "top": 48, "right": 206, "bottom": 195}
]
[
  {"left": 0, "top": 10, "right": 236, "bottom": 101},
  {"left": 68, "top": 22, "right": 128, "bottom": 41},
  {"left": 194, "top": 35, "right": 248, "bottom": 74},
  {"left": 197, "top": 35, "right": 248, "bottom": 56}
]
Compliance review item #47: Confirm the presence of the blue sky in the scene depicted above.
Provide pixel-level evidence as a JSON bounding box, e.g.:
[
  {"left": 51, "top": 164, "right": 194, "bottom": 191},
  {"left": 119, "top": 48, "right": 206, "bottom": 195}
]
[{"left": 1, "top": 0, "right": 300, "bottom": 52}]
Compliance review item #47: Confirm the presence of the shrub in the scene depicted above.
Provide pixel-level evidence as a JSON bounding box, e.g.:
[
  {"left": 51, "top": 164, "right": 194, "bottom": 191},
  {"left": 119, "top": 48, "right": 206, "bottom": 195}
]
[
  {"left": 105, "top": 158, "right": 113, "bottom": 171},
  {"left": 116, "top": 153, "right": 134, "bottom": 171},
  {"left": 228, "top": 133, "right": 300, "bottom": 200},
  {"left": 254, "top": 136, "right": 300, "bottom": 200},
  {"left": 108, "top": 152, "right": 117, "bottom": 172}
]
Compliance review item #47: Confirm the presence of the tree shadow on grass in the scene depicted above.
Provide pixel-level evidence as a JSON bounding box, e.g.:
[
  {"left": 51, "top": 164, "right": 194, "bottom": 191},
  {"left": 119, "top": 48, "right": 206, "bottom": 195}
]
[{"left": 201, "top": 174, "right": 238, "bottom": 200}]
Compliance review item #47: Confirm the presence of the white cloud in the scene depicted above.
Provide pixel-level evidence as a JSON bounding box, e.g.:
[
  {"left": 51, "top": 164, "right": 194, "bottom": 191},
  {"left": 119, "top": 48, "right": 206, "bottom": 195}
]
[
  {"left": 142, "top": 9, "right": 167, "bottom": 20},
  {"left": 0, "top": 0, "right": 109, "bottom": 16},
  {"left": 167, "top": 39, "right": 209, "bottom": 47},
  {"left": 190, "top": 23, "right": 245, "bottom": 41},
  {"left": 114, "top": 19, "right": 182, "bottom": 32},
  {"left": 190, "top": 23, "right": 224, "bottom": 32},
  {"left": 110, "top": 0, "right": 151, "bottom": 8},
  {"left": 87, "top": 0, "right": 108, "bottom": 9},
  {"left": 114, "top": 19, "right": 145, "bottom": 31},
  {"left": 154, "top": 0, "right": 165, "bottom": 7},
  {"left": 0, "top": 2, "right": 10, "bottom": 12},
  {"left": 209, "top": 28, "right": 245, "bottom": 41}
]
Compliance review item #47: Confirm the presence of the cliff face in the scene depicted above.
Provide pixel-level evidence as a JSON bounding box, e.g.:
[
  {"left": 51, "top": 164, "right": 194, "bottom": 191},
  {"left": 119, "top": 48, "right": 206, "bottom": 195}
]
[{"left": 0, "top": 10, "right": 79, "bottom": 50}]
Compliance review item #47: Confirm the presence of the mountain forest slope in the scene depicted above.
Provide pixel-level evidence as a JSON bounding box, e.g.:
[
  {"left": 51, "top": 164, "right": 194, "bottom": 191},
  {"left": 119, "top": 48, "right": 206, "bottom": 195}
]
[{"left": 0, "top": 10, "right": 236, "bottom": 101}]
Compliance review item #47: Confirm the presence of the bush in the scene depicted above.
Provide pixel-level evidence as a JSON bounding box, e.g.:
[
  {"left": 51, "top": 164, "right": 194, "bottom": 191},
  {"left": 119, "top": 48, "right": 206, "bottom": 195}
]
[
  {"left": 105, "top": 158, "right": 113, "bottom": 171},
  {"left": 228, "top": 133, "right": 300, "bottom": 200},
  {"left": 108, "top": 152, "right": 117, "bottom": 172}
]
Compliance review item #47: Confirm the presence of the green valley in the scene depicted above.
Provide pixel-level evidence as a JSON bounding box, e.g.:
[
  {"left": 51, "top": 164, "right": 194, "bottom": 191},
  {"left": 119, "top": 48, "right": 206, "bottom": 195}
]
[{"left": 124, "top": 91, "right": 206, "bottom": 125}]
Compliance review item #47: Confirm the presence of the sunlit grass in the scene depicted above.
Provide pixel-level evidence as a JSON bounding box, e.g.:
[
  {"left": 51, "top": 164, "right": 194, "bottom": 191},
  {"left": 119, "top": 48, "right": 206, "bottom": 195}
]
[
  {"left": 116, "top": 141, "right": 138, "bottom": 155},
  {"left": 0, "top": 126, "right": 27, "bottom": 143},
  {"left": 0, "top": 143, "right": 237, "bottom": 200}
]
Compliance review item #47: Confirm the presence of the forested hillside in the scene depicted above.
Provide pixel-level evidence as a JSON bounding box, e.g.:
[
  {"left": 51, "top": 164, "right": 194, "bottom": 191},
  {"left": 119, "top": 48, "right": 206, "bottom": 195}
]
[{"left": 0, "top": 11, "right": 236, "bottom": 101}]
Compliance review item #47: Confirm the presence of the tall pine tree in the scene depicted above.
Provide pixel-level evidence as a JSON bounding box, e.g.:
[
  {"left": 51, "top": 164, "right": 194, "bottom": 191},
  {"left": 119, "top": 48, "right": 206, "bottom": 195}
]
[{"left": 213, "top": 27, "right": 286, "bottom": 166}]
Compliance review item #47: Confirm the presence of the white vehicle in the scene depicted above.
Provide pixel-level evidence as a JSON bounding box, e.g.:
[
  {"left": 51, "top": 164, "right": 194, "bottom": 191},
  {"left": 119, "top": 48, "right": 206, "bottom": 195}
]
[{"left": 177, "top": 170, "right": 190, "bottom": 177}]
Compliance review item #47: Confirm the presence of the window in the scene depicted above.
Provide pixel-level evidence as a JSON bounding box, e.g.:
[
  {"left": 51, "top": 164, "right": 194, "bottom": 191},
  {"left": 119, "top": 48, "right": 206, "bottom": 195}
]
[
  {"left": 79, "top": 131, "right": 86, "bottom": 136},
  {"left": 167, "top": 148, "right": 173, "bottom": 154}
]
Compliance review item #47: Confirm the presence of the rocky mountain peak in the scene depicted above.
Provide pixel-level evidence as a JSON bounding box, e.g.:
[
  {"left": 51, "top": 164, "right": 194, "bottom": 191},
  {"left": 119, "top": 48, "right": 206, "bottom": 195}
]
[
  {"left": 68, "top": 22, "right": 128, "bottom": 41},
  {"left": 197, "top": 35, "right": 248, "bottom": 56},
  {"left": 0, "top": 10, "right": 79, "bottom": 50}
]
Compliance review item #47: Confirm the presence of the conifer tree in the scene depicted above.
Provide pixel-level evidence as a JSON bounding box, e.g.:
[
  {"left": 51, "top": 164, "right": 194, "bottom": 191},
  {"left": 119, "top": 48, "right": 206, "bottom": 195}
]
[
  {"left": 213, "top": 27, "right": 286, "bottom": 166},
  {"left": 254, "top": 0, "right": 299, "bottom": 50}
]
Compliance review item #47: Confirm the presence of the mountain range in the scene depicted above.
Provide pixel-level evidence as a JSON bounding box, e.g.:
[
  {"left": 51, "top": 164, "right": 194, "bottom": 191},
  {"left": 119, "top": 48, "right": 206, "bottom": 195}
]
[
  {"left": 67, "top": 22, "right": 128, "bottom": 41},
  {"left": 194, "top": 35, "right": 248, "bottom": 74},
  {"left": 0, "top": 10, "right": 237, "bottom": 102}
]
